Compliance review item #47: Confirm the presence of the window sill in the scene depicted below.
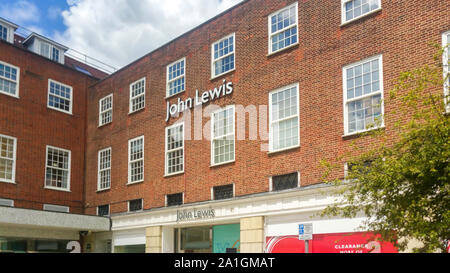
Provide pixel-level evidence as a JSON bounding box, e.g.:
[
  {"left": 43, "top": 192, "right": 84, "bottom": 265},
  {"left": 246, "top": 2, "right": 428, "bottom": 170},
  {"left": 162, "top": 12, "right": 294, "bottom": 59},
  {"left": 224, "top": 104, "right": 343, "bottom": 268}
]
[
  {"left": 340, "top": 8, "right": 382, "bottom": 27},
  {"left": 98, "top": 122, "right": 112, "bottom": 128},
  {"left": 128, "top": 107, "right": 145, "bottom": 116},
  {"left": 96, "top": 188, "right": 111, "bottom": 193},
  {"left": 0, "top": 91, "right": 19, "bottom": 99},
  {"left": 268, "top": 144, "right": 300, "bottom": 155},
  {"left": 342, "top": 125, "right": 385, "bottom": 139},
  {"left": 44, "top": 186, "right": 71, "bottom": 192},
  {"left": 0, "top": 180, "right": 16, "bottom": 185},
  {"left": 165, "top": 91, "right": 186, "bottom": 100},
  {"left": 164, "top": 171, "right": 184, "bottom": 178},
  {"left": 210, "top": 68, "right": 236, "bottom": 81},
  {"left": 267, "top": 42, "right": 299, "bottom": 57},
  {"left": 127, "top": 180, "right": 144, "bottom": 186},
  {"left": 127, "top": 210, "right": 143, "bottom": 213},
  {"left": 210, "top": 160, "right": 235, "bottom": 168}
]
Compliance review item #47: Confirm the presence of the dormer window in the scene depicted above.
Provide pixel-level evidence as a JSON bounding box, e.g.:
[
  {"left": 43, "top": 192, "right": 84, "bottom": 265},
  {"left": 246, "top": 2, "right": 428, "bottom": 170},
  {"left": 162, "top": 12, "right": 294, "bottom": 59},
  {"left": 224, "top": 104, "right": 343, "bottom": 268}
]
[
  {"left": 40, "top": 41, "right": 61, "bottom": 62},
  {"left": 0, "top": 25, "right": 7, "bottom": 41},
  {"left": 0, "top": 18, "right": 18, "bottom": 44},
  {"left": 23, "top": 33, "right": 68, "bottom": 64}
]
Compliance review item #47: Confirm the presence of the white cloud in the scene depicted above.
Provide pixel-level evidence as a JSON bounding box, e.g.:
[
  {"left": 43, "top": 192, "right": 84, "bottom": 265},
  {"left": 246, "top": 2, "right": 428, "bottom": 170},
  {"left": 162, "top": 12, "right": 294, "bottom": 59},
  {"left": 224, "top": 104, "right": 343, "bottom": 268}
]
[
  {"left": 54, "top": 0, "right": 244, "bottom": 69},
  {"left": 0, "top": 0, "right": 40, "bottom": 24},
  {"left": 47, "top": 6, "right": 63, "bottom": 21}
]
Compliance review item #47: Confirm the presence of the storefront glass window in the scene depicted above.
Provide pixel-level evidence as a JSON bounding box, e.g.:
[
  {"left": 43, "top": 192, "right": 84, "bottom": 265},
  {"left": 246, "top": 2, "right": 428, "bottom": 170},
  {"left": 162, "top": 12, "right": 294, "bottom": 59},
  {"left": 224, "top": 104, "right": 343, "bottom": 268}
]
[{"left": 114, "top": 244, "right": 145, "bottom": 253}]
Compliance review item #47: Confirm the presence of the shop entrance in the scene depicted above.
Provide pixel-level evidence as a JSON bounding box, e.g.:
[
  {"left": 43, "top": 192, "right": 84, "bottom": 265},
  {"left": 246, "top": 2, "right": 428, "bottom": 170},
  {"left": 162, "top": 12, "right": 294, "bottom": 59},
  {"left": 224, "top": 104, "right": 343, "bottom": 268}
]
[
  {"left": 0, "top": 237, "right": 71, "bottom": 253},
  {"left": 175, "top": 226, "right": 212, "bottom": 253},
  {"left": 174, "top": 224, "right": 240, "bottom": 253}
]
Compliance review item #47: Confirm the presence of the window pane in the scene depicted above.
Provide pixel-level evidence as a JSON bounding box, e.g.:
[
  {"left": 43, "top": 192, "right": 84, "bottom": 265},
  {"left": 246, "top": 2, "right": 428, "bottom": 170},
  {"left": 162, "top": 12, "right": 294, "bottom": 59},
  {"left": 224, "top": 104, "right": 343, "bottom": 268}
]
[
  {"left": 213, "top": 184, "right": 234, "bottom": 200},
  {"left": 344, "top": 0, "right": 379, "bottom": 22},
  {"left": 167, "top": 193, "right": 183, "bottom": 207},
  {"left": 48, "top": 81, "right": 72, "bottom": 113},
  {"left": 166, "top": 125, "right": 184, "bottom": 174},
  {"left": 129, "top": 138, "right": 144, "bottom": 183},
  {"left": 273, "top": 173, "right": 298, "bottom": 191},
  {"left": 130, "top": 79, "right": 145, "bottom": 112},
  {"left": 347, "top": 94, "right": 382, "bottom": 133},
  {"left": 0, "top": 62, "right": 19, "bottom": 96},
  {"left": 346, "top": 59, "right": 380, "bottom": 100},
  {"left": 168, "top": 59, "right": 186, "bottom": 96},
  {"left": 45, "top": 147, "right": 70, "bottom": 189},
  {"left": 212, "top": 108, "right": 234, "bottom": 165},
  {"left": 270, "top": 85, "right": 299, "bottom": 151}
]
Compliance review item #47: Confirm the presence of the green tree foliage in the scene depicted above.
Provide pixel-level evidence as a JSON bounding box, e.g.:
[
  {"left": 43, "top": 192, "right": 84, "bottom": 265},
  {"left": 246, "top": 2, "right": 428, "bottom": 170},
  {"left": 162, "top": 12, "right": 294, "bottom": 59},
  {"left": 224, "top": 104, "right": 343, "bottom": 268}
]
[{"left": 320, "top": 45, "right": 449, "bottom": 253}]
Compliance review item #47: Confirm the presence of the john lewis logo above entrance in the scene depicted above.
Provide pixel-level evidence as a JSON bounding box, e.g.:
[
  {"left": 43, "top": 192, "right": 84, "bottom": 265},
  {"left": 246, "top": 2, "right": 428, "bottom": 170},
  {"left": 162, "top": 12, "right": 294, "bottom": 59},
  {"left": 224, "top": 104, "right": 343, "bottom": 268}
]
[
  {"left": 166, "top": 80, "right": 234, "bottom": 122},
  {"left": 176, "top": 208, "right": 216, "bottom": 222}
]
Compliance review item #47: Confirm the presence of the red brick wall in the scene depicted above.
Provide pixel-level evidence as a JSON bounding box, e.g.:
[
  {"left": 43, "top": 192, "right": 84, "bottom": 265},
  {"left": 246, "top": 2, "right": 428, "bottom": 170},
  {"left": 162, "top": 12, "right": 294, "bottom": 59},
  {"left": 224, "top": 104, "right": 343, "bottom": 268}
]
[
  {"left": 84, "top": 0, "right": 450, "bottom": 215},
  {"left": 0, "top": 42, "right": 98, "bottom": 214}
]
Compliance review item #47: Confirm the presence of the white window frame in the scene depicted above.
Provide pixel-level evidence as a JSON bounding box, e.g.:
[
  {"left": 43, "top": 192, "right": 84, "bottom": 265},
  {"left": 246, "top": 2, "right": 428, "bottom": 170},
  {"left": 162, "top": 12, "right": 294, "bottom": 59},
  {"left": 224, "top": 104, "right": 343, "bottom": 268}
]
[
  {"left": 44, "top": 145, "right": 71, "bottom": 192},
  {"left": 341, "top": 0, "right": 382, "bottom": 25},
  {"left": 128, "top": 136, "right": 144, "bottom": 185},
  {"left": 165, "top": 123, "right": 185, "bottom": 176},
  {"left": 269, "top": 171, "right": 301, "bottom": 192},
  {"left": 99, "top": 94, "right": 113, "bottom": 126},
  {"left": 211, "top": 183, "right": 235, "bottom": 201},
  {"left": 97, "top": 204, "right": 110, "bottom": 217},
  {"left": 128, "top": 198, "right": 143, "bottom": 212},
  {"left": 268, "top": 83, "right": 300, "bottom": 153},
  {"left": 0, "top": 60, "right": 20, "bottom": 98},
  {"left": 0, "top": 24, "right": 9, "bottom": 42},
  {"left": 343, "top": 54, "right": 384, "bottom": 136},
  {"left": 129, "top": 77, "right": 146, "bottom": 114},
  {"left": 211, "top": 105, "right": 236, "bottom": 166},
  {"left": 165, "top": 192, "right": 184, "bottom": 207},
  {"left": 166, "top": 57, "right": 186, "bottom": 98},
  {"left": 0, "top": 134, "right": 17, "bottom": 184},
  {"left": 98, "top": 147, "right": 112, "bottom": 191},
  {"left": 268, "top": 2, "right": 299, "bottom": 55},
  {"left": 47, "top": 79, "right": 73, "bottom": 115},
  {"left": 443, "top": 30, "right": 450, "bottom": 113},
  {"left": 39, "top": 41, "right": 62, "bottom": 63},
  {"left": 211, "top": 33, "right": 236, "bottom": 79}
]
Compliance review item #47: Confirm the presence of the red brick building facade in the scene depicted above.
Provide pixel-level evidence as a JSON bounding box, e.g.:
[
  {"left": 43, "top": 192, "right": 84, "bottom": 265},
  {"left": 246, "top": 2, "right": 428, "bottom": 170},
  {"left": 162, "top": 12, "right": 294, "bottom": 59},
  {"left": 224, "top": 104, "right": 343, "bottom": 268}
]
[
  {"left": 0, "top": 19, "right": 110, "bottom": 252},
  {"left": 0, "top": 41, "right": 98, "bottom": 213},
  {"left": 81, "top": 0, "right": 448, "bottom": 253},
  {"left": 85, "top": 0, "right": 447, "bottom": 212},
  {"left": 1, "top": 0, "right": 448, "bottom": 253}
]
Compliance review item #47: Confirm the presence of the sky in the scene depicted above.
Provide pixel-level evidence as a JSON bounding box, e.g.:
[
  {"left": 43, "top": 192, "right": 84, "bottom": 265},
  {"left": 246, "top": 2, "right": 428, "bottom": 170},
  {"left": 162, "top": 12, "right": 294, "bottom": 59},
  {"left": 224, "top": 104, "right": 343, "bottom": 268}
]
[{"left": 0, "top": 0, "right": 244, "bottom": 70}]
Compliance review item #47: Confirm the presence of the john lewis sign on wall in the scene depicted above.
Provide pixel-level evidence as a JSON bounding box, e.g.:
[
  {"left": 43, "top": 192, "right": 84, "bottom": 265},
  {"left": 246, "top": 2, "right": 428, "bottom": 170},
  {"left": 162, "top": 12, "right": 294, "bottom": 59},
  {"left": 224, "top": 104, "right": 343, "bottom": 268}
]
[
  {"left": 166, "top": 80, "right": 234, "bottom": 121},
  {"left": 176, "top": 208, "right": 216, "bottom": 222}
]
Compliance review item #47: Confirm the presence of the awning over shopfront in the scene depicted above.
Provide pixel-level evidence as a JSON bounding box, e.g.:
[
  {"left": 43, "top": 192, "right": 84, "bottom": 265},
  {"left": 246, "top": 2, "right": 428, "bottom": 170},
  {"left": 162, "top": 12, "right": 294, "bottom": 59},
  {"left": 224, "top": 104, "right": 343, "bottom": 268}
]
[{"left": 0, "top": 206, "right": 110, "bottom": 241}]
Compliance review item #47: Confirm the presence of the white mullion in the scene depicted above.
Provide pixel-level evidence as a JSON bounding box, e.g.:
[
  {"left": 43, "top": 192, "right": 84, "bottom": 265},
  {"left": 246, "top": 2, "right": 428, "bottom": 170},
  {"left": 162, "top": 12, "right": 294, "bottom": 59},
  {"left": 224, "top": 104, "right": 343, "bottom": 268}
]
[
  {"left": 214, "top": 50, "right": 235, "bottom": 63},
  {"left": 345, "top": 90, "right": 382, "bottom": 104},
  {"left": 168, "top": 75, "right": 184, "bottom": 85},
  {"left": 48, "top": 165, "right": 68, "bottom": 172},
  {"left": 98, "top": 148, "right": 111, "bottom": 190},
  {"left": 165, "top": 123, "right": 184, "bottom": 175},
  {"left": 443, "top": 31, "right": 450, "bottom": 111},
  {"left": 270, "top": 24, "right": 296, "bottom": 37},
  {"left": 0, "top": 134, "right": 16, "bottom": 183},
  {"left": 214, "top": 131, "right": 234, "bottom": 141},
  {"left": 0, "top": 75, "right": 15, "bottom": 83},
  {"left": 128, "top": 136, "right": 144, "bottom": 184},
  {"left": 343, "top": 55, "right": 384, "bottom": 135},
  {"left": 44, "top": 145, "right": 71, "bottom": 191},
  {"left": 211, "top": 105, "right": 235, "bottom": 165},
  {"left": 271, "top": 112, "right": 298, "bottom": 125},
  {"left": 50, "top": 92, "right": 70, "bottom": 101}
]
